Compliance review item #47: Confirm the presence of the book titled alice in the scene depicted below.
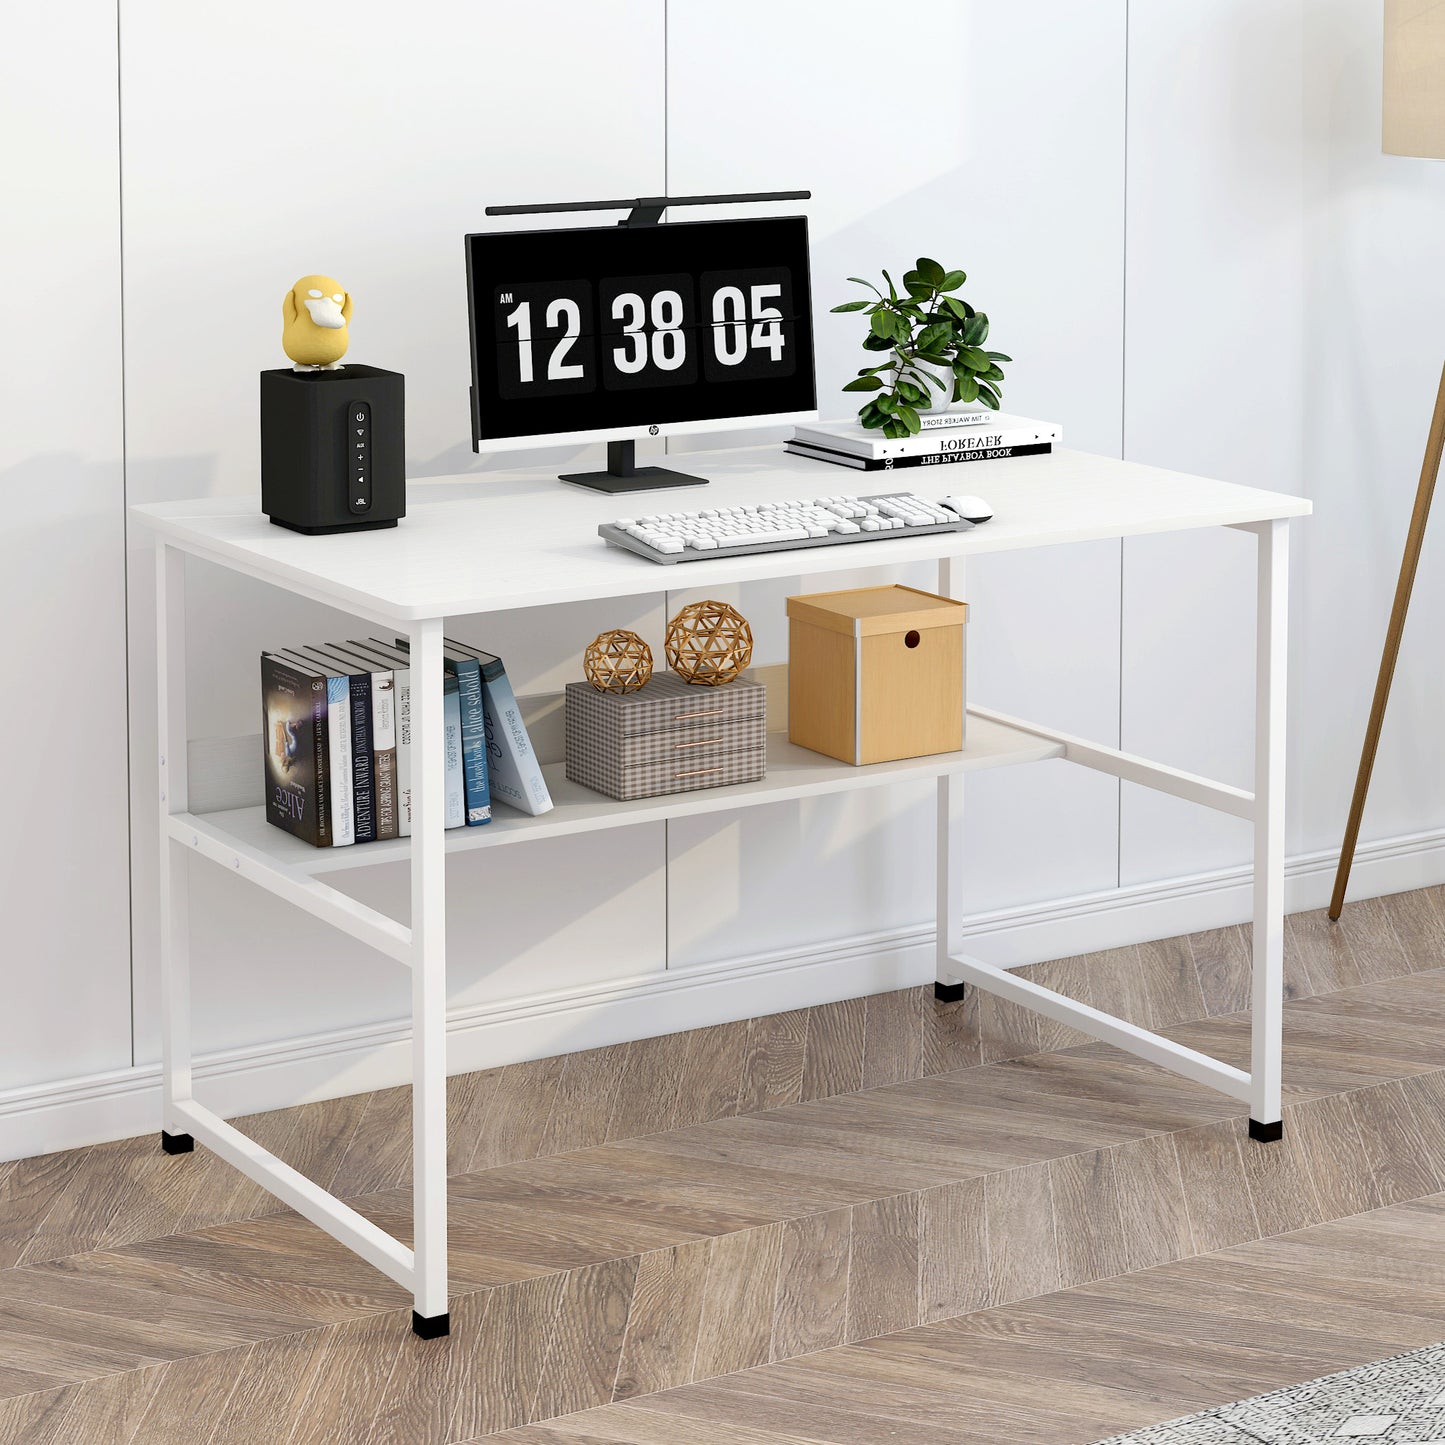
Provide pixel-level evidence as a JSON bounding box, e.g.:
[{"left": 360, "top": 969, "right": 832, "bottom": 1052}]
[{"left": 260, "top": 652, "right": 332, "bottom": 847}]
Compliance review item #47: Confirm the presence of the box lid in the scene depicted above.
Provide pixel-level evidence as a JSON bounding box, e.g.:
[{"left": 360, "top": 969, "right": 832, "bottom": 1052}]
[{"left": 786, "top": 584, "right": 967, "bottom": 638}]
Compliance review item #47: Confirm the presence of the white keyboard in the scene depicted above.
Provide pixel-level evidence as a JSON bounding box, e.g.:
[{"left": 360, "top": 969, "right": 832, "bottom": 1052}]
[{"left": 597, "top": 491, "right": 978, "bottom": 565}]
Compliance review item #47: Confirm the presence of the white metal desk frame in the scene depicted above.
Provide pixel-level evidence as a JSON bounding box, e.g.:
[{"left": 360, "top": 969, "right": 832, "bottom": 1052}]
[{"left": 147, "top": 454, "right": 1296, "bottom": 1338}]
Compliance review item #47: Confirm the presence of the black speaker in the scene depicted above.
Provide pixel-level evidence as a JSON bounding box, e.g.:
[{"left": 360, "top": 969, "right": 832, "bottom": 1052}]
[{"left": 260, "top": 366, "right": 406, "bottom": 534}]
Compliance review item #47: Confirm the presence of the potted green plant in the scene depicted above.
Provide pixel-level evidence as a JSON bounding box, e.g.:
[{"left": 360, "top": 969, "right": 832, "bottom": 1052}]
[{"left": 832, "top": 258, "right": 1010, "bottom": 439}]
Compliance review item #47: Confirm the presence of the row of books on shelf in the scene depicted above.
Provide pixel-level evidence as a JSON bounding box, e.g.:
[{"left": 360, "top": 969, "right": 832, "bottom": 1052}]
[
  {"left": 261, "top": 637, "right": 553, "bottom": 848},
  {"left": 786, "top": 410, "right": 1061, "bottom": 470}
]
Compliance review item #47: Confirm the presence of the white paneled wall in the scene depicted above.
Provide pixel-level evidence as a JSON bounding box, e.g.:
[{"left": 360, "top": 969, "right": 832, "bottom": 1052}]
[
  {"left": 1297, "top": 1, "right": 1445, "bottom": 860},
  {"left": 120, "top": 0, "right": 670, "bottom": 1064},
  {"left": 1120, "top": 1, "right": 1306, "bottom": 887},
  {"left": 664, "top": 1, "right": 1128, "bottom": 950},
  {"left": 1119, "top": 0, "right": 1445, "bottom": 904},
  {"left": 120, "top": 0, "right": 1131, "bottom": 1075},
  {"left": 0, "top": 6, "right": 132, "bottom": 1091},
  {"left": 11, "top": 0, "right": 1445, "bottom": 1155}
]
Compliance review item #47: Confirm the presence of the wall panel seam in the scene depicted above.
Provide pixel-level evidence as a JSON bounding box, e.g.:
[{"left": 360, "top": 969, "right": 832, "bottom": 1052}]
[
  {"left": 116, "top": 0, "right": 137, "bottom": 1070},
  {"left": 1117, "top": 0, "right": 1130, "bottom": 895}
]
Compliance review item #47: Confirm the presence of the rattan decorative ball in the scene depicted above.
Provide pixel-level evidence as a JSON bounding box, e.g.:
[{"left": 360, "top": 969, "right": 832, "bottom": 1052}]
[
  {"left": 665, "top": 600, "right": 753, "bottom": 686},
  {"left": 584, "top": 629, "right": 653, "bottom": 693}
]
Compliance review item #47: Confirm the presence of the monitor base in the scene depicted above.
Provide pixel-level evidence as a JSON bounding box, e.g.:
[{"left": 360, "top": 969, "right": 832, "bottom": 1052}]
[
  {"left": 559, "top": 440, "right": 708, "bottom": 493},
  {"left": 559, "top": 465, "right": 709, "bottom": 494}
]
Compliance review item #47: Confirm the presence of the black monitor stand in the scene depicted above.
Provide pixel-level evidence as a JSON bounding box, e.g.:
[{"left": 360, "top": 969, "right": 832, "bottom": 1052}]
[{"left": 558, "top": 439, "right": 708, "bottom": 495}]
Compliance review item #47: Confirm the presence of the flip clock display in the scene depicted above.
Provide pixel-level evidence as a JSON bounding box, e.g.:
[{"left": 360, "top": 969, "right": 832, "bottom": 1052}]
[{"left": 467, "top": 217, "right": 815, "bottom": 443}]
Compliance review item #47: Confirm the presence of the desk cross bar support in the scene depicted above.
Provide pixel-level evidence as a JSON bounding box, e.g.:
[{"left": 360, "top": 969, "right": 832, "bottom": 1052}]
[{"left": 934, "top": 520, "right": 1287, "bottom": 1139}]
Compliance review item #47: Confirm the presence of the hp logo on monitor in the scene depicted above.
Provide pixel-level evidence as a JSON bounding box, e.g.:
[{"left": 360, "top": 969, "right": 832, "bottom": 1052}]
[{"left": 648, "top": 425, "right": 659, "bottom": 435}]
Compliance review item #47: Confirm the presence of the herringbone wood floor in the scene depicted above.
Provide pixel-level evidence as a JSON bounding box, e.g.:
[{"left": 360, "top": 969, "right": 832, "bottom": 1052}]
[
  {"left": 3, "top": 891, "right": 1445, "bottom": 1443},
  {"left": 487, "top": 1197, "right": 1445, "bottom": 1445}
]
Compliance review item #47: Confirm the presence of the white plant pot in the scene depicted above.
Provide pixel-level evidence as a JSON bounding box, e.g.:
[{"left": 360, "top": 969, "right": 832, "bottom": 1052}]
[{"left": 889, "top": 352, "right": 955, "bottom": 412}]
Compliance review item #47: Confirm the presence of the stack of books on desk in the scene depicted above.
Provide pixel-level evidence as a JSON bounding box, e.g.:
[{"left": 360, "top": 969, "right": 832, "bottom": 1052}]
[
  {"left": 787, "top": 412, "right": 1061, "bottom": 472},
  {"left": 260, "top": 637, "right": 552, "bottom": 848}
]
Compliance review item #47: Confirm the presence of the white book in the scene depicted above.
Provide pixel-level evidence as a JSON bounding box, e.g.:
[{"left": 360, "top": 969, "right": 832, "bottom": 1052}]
[
  {"left": 917, "top": 409, "right": 996, "bottom": 430},
  {"left": 377, "top": 637, "right": 464, "bottom": 829},
  {"left": 391, "top": 667, "right": 411, "bottom": 836},
  {"left": 361, "top": 637, "right": 488, "bottom": 835},
  {"left": 356, "top": 641, "right": 414, "bottom": 836},
  {"left": 447, "top": 639, "right": 554, "bottom": 817},
  {"left": 443, "top": 679, "right": 465, "bottom": 829},
  {"left": 325, "top": 644, "right": 399, "bottom": 843},
  {"left": 794, "top": 412, "right": 1060, "bottom": 460}
]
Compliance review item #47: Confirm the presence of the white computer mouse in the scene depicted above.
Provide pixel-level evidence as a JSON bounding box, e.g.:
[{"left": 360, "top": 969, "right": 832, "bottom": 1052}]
[{"left": 940, "top": 495, "right": 994, "bottom": 523}]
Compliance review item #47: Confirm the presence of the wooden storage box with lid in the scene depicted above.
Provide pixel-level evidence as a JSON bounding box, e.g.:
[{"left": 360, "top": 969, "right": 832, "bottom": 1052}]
[
  {"left": 786, "top": 584, "right": 967, "bottom": 765},
  {"left": 565, "top": 671, "right": 766, "bottom": 801}
]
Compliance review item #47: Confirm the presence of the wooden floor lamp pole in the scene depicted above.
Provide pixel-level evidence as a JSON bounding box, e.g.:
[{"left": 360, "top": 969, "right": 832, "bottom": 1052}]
[{"left": 1330, "top": 360, "right": 1445, "bottom": 920}]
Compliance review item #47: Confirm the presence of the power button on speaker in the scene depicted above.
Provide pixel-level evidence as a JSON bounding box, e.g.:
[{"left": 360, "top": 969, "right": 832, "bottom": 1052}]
[{"left": 349, "top": 401, "right": 371, "bottom": 513}]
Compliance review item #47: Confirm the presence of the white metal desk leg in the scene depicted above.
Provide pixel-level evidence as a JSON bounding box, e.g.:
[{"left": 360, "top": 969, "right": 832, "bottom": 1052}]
[
  {"left": 935, "top": 556, "right": 967, "bottom": 1002},
  {"left": 1249, "top": 518, "right": 1288, "bottom": 1142},
  {"left": 407, "top": 618, "right": 450, "bottom": 1336},
  {"left": 156, "top": 542, "right": 194, "bottom": 1156}
]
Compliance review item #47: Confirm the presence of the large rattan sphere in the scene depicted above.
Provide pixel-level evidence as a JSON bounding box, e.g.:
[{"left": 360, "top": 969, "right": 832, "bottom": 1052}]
[
  {"left": 665, "top": 600, "right": 753, "bottom": 686},
  {"left": 584, "top": 629, "right": 653, "bottom": 693}
]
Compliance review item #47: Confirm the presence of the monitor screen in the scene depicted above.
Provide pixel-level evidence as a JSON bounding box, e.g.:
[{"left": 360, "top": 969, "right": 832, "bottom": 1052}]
[{"left": 465, "top": 216, "right": 816, "bottom": 450}]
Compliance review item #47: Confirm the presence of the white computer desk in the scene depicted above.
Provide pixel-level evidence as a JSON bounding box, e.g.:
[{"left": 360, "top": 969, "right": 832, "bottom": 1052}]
[{"left": 132, "top": 444, "right": 1310, "bottom": 1337}]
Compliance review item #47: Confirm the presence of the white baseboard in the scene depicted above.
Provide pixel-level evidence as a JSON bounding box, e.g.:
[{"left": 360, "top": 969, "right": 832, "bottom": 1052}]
[
  {"left": 6, "top": 821, "right": 1443, "bottom": 1162},
  {"left": 0, "top": 927, "right": 928, "bottom": 1162},
  {"left": 961, "top": 821, "right": 1445, "bottom": 965}
]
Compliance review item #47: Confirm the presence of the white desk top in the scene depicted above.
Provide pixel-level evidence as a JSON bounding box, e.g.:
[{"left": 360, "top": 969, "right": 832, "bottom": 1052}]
[{"left": 131, "top": 445, "right": 1311, "bottom": 621}]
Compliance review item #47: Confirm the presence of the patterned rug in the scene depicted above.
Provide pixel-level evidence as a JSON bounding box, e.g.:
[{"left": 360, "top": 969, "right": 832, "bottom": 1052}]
[{"left": 1093, "top": 1344, "right": 1445, "bottom": 1443}]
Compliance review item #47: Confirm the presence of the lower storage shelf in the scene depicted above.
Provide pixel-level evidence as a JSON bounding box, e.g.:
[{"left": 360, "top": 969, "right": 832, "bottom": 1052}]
[{"left": 175, "top": 711, "right": 1063, "bottom": 878}]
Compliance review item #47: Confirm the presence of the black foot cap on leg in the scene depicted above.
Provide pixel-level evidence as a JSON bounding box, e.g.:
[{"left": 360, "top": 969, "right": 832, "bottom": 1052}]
[
  {"left": 933, "top": 980, "right": 966, "bottom": 1003},
  {"left": 412, "top": 1311, "right": 449, "bottom": 1340},
  {"left": 1248, "top": 1118, "right": 1283, "bottom": 1143},
  {"left": 161, "top": 1131, "right": 194, "bottom": 1155}
]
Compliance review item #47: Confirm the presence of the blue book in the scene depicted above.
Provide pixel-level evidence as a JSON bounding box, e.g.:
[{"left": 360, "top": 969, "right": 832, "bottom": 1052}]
[
  {"left": 393, "top": 640, "right": 490, "bottom": 826},
  {"left": 301, "top": 646, "right": 376, "bottom": 843},
  {"left": 448, "top": 639, "right": 553, "bottom": 817},
  {"left": 424, "top": 650, "right": 488, "bottom": 832},
  {"left": 443, "top": 648, "right": 492, "bottom": 826}
]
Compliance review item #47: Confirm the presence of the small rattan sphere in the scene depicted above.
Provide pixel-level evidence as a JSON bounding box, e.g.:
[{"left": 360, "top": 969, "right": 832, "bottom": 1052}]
[
  {"left": 584, "top": 629, "right": 653, "bottom": 693},
  {"left": 665, "top": 600, "right": 753, "bottom": 686}
]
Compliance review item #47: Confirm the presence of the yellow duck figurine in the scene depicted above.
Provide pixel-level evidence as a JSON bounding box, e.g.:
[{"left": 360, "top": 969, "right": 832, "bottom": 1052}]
[{"left": 282, "top": 274, "right": 352, "bottom": 369}]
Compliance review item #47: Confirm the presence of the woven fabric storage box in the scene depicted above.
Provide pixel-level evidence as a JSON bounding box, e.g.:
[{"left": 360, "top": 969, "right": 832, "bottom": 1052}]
[
  {"left": 787, "top": 584, "right": 967, "bottom": 765},
  {"left": 565, "top": 671, "right": 767, "bottom": 801}
]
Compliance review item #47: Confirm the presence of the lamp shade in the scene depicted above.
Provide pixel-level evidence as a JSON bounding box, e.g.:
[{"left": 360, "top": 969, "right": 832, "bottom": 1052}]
[{"left": 1385, "top": 0, "right": 1445, "bottom": 157}]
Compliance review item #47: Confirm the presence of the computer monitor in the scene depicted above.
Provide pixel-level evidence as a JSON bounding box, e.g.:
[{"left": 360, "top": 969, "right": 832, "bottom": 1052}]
[{"left": 465, "top": 213, "right": 817, "bottom": 491}]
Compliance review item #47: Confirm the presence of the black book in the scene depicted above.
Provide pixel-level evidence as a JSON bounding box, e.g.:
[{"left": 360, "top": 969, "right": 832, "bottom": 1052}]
[
  {"left": 260, "top": 652, "right": 331, "bottom": 847},
  {"left": 298, "top": 645, "right": 377, "bottom": 843},
  {"left": 785, "top": 439, "right": 1052, "bottom": 470}
]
